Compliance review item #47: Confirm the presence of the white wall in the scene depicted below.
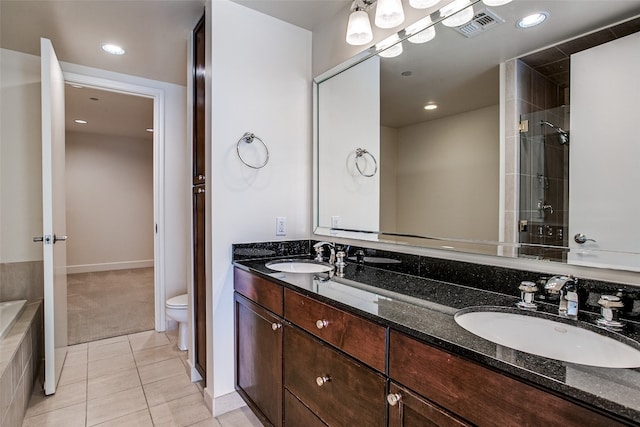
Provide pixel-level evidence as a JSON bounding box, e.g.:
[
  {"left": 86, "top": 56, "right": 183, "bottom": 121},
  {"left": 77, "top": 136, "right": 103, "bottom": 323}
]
[
  {"left": 317, "top": 56, "right": 380, "bottom": 232},
  {"left": 0, "top": 47, "right": 189, "bottom": 309},
  {"left": 65, "top": 131, "right": 154, "bottom": 272},
  {"left": 380, "top": 126, "right": 398, "bottom": 232},
  {"left": 207, "top": 0, "right": 312, "bottom": 405},
  {"left": 396, "top": 105, "right": 500, "bottom": 241},
  {"left": 0, "top": 49, "right": 44, "bottom": 263}
]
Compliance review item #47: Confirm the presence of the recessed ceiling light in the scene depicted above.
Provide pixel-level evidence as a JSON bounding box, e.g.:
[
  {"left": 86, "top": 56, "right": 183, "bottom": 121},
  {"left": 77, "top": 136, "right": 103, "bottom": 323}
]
[
  {"left": 145, "top": 128, "right": 154, "bottom": 133},
  {"left": 424, "top": 104, "right": 438, "bottom": 110},
  {"left": 101, "top": 43, "right": 125, "bottom": 55},
  {"left": 74, "top": 119, "right": 88, "bottom": 124},
  {"left": 517, "top": 12, "right": 549, "bottom": 29}
]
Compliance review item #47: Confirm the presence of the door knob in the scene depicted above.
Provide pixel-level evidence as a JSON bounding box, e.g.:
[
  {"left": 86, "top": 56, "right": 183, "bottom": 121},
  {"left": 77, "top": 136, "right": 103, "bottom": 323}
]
[
  {"left": 574, "top": 233, "right": 596, "bottom": 244},
  {"left": 53, "top": 234, "right": 67, "bottom": 243}
]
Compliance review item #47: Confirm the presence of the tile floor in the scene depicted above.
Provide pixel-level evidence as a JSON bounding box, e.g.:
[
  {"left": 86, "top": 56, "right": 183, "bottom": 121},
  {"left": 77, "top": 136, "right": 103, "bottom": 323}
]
[{"left": 22, "top": 330, "right": 263, "bottom": 427}]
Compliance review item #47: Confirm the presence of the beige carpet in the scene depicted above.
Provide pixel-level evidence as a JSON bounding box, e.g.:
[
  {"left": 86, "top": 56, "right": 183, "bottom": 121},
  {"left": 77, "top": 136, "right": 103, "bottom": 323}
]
[{"left": 67, "top": 267, "right": 155, "bottom": 345}]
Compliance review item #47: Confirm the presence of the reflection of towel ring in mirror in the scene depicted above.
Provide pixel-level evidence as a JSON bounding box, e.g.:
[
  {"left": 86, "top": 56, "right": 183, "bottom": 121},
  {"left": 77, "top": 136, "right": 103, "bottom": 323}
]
[
  {"left": 237, "top": 132, "right": 269, "bottom": 169},
  {"left": 355, "top": 148, "right": 377, "bottom": 177}
]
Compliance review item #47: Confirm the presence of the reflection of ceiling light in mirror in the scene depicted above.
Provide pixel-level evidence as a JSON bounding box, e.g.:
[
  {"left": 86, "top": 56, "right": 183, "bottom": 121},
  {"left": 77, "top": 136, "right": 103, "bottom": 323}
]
[
  {"left": 101, "top": 43, "right": 125, "bottom": 55},
  {"left": 407, "top": 16, "right": 436, "bottom": 43},
  {"left": 517, "top": 12, "right": 549, "bottom": 28},
  {"left": 409, "top": 0, "right": 440, "bottom": 9},
  {"left": 376, "top": 34, "right": 403, "bottom": 58},
  {"left": 482, "top": 0, "right": 512, "bottom": 6},
  {"left": 74, "top": 119, "right": 88, "bottom": 124},
  {"left": 375, "top": 0, "right": 405, "bottom": 29},
  {"left": 346, "top": 9, "right": 374, "bottom": 45},
  {"left": 424, "top": 104, "right": 438, "bottom": 110},
  {"left": 440, "top": 0, "right": 474, "bottom": 27}
]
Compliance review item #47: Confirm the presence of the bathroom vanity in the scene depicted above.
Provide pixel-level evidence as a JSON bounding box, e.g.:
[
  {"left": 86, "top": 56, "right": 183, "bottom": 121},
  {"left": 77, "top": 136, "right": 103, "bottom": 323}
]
[{"left": 233, "top": 255, "right": 640, "bottom": 426}]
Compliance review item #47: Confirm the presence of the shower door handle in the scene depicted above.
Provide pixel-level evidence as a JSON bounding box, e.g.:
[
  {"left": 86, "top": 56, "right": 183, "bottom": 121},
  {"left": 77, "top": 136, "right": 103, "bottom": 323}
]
[{"left": 574, "top": 233, "right": 596, "bottom": 244}]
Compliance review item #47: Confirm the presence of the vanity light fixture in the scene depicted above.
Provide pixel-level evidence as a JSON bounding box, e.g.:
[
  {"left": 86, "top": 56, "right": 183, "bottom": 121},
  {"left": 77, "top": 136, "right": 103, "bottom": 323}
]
[
  {"left": 74, "top": 119, "right": 88, "bottom": 124},
  {"left": 517, "top": 12, "right": 548, "bottom": 29},
  {"left": 482, "top": 0, "right": 512, "bottom": 6},
  {"left": 440, "top": 0, "right": 474, "bottom": 27},
  {"left": 424, "top": 103, "right": 438, "bottom": 110},
  {"left": 409, "top": 0, "right": 440, "bottom": 9},
  {"left": 375, "top": 0, "right": 405, "bottom": 29},
  {"left": 407, "top": 16, "right": 436, "bottom": 43},
  {"left": 346, "top": 1, "right": 374, "bottom": 45},
  {"left": 376, "top": 34, "right": 403, "bottom": 58},
  {"left": 101, "top": 43, "right": 125, "bottom": 55}
]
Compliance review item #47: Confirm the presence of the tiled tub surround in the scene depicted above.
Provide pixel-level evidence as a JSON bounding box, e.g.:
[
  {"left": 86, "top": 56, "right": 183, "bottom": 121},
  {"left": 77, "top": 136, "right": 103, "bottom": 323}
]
[
  {"left": 0, "top": 301, "right": 43, "bottom": 427},
  {"left": 232, "top": 241, "right": 640, "bottom": 424}
]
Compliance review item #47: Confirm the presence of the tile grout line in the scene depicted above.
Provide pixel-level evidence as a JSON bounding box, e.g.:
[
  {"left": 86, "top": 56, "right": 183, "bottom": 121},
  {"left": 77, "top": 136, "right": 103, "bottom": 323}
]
[{"left": 130, "top": 332, "right": 156, "bottom": 426}]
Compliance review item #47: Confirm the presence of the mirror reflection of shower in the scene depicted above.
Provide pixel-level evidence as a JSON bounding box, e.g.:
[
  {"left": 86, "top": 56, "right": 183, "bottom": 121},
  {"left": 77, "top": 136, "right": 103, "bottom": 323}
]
[
  {"left": 540, "top": 120, "right": 569, "bottom": 145},
  {"left": 519, "top": 106, "right": 570, "bottom": 262}
]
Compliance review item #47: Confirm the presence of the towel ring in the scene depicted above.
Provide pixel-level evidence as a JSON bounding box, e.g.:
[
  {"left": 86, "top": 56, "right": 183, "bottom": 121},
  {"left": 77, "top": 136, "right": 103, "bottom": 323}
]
[
  {"left": 237, "top": 132, "right": 269, "bottom": 169},
  {"left": 355, "top": 148, "right": 377, "bottom": 177}
]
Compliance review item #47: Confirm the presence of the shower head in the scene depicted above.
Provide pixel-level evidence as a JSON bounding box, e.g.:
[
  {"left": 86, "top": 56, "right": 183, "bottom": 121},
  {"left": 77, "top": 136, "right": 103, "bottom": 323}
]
[{"left": 540, "top": 120, "right": 569, "bottom": 145}]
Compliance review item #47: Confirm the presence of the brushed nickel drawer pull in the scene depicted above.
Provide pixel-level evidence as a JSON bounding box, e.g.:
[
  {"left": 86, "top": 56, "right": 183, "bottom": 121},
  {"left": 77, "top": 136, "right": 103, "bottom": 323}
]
[
  {"left": 316, "top": 376, "right": 331, "bottom": 387},
  {"left": 387, "top": 393, "right": 403, "bottom": 406},
  {"left": 316, "top": 319, "right": 329, "bottom": 329},
  {"left": 271, "top": 323, "right": 282, "bottom": 331}
]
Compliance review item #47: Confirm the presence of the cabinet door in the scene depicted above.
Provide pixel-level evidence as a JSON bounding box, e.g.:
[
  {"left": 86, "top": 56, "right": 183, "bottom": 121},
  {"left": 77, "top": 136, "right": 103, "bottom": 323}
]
[
  {"left": 284, "top": 325, "right": 386, "bottom": 427},
  {"left": 388, "top": 382, "right": 470, "bottom": 427},
  {"left": 235, "top": 293, "right": 283, "bottom": 426}
]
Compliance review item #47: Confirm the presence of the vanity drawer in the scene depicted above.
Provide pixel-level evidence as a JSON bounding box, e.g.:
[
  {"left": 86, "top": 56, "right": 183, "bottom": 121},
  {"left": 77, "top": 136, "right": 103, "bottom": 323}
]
[
  {"left": 284, "top": 389, "right": 327, "bottom": 427},
  {"left": 284, "top": 288, "right": 386, "bottom": 372},
  {"left": 284, "top": 325, "right": 386, "bottom": 427},
  {"left": 234, "top": 267, "right": 283, "bottom": 316},
  {"left": 389, "top": 331, "right": 626, "bottom": 427}
]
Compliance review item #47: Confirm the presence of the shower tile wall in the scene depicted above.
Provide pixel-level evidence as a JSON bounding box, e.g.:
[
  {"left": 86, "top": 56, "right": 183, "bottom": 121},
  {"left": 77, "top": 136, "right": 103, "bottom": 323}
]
[
  {"left": 517, "top": 60, "right": 569, "bottom": 261},
  {"left": 0, "top": 262, "right": 44, "bottom": 302}
]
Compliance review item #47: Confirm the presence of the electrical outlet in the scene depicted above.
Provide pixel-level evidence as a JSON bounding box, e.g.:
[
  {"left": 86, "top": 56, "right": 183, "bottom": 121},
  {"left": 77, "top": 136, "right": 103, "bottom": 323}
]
[
  {"left": 331, "top": 216, "right": 341, "bottom": 228},
  {"left": 276, "top": 217, "right": 286, "bottom": 236}
]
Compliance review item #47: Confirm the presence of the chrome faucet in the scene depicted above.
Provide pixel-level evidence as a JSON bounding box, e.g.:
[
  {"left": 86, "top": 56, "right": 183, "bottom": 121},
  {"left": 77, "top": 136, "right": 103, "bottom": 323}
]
[
  {"left": 544, "top": 275, "right": 579, "bottom": 318},
  {"left": 313, "top": 241, "right": 336, "bottom": 264}
]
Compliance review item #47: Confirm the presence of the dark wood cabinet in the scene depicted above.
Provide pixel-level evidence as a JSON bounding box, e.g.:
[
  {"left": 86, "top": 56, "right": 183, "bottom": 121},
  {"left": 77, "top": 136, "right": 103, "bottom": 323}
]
[
  {"left": 284, "top": 288, "right": 386, "bottom": 373},
  {"left": 284, "top": 325, "right": 386, "bottom": 427},
  {"left": 388, "top": 382, "right": 470, "bottom": 427},
  {"left": 234, "top": 269, "right": 627, "bottom": 427},
  {"left": 389, "top": 330, "right": 627, "bottom": 427},
  {"left": 284, "top": 389, "right": 327, "bottom": 427},
  {"left": 235, "top": 293, "right": 283, "bottom": 426}
]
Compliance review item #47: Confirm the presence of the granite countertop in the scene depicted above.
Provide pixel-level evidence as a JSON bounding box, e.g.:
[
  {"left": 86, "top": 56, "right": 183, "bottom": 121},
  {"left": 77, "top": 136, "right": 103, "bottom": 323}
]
[{"left": 234, "top": 257, "right": 640, "bottom": 424}]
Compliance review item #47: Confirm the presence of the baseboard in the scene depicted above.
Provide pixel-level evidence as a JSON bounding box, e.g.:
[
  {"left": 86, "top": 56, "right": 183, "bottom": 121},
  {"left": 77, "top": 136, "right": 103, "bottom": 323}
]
[
  {"left": 66, "top": 260, "right": 154, "bottom": 274},
  {"left": 186, "top": 359, "right": 203, "bottom": 383},
  {"left": 213, "top": 391, "right": 246, "bottom": 417},
  {"left": 203, "top": 386, "right": 214, "bottom": 414}
]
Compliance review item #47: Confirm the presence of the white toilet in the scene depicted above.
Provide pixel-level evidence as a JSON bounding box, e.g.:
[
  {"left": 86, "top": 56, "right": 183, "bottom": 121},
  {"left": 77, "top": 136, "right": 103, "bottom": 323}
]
[{"left": 166, "top": 294, "right": 189, "bottom": 351}]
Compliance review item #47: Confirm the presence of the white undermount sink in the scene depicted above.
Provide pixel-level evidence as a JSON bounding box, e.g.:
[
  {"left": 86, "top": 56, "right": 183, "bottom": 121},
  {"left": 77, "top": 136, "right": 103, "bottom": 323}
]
[
  {"left": 454, "top": 308, "right": 640, "bottom": 368},
  {"left": 265, "top": 259, "right": 333, "bottom": 274}
]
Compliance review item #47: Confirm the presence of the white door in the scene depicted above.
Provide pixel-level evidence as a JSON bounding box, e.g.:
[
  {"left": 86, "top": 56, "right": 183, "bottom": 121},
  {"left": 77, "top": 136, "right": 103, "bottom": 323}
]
[
  {"left": 568, "top": 32, "right": 640, "bottom": 271},
  {"left": 40, "top": 37, "right": 68, "bottom": 395}
]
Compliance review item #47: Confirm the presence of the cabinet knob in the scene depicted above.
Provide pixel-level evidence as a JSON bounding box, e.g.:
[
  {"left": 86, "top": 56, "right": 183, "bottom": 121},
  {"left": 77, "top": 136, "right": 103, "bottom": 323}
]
[
  {"left": 387, "top": 393, "right": 402, "bottom": 406},
  {"left": 316, "top": 319, "right": 329, "bottom": 329},
  {"left": 271, "top": 323, "right": 282, "bottom": 331},
  {"left": 316, "top": 376, "right": 331, "bottom": 387}
]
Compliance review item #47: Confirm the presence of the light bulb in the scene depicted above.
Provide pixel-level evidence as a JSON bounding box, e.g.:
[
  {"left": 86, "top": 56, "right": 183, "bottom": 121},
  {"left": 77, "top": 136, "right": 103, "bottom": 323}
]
[
  {"left": 440, "top": 0, "right": 474, "bottom": 27},
  {"left": 377, "top": 34, "right": 403, "bottom": 58},
  {"left": 375, "top": 0, "right": 405, "bottom": 29},
  {"left": 406, "top": 16, "right": 436, "bottom": 44},
  {"left": 346, "top": 10, "right": 374, "bottom": 45},
  {"left": 409, "top": 0, "right": 441, "bottom": 9}
]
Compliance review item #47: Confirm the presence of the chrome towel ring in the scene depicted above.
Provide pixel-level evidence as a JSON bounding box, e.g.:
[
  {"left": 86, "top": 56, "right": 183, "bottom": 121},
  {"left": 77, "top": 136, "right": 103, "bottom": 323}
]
[
  {"left": 237, "top": 132, "right": 269, "bottom": 169},
  {"left": 355, "top": 148, "right": 377, "bottom": 177}
]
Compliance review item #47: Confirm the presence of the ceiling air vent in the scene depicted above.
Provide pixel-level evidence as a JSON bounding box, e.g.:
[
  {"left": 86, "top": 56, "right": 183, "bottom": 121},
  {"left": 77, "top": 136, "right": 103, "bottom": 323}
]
[{"left": 455, "top": 8, "right": 505, "bottom": 38}]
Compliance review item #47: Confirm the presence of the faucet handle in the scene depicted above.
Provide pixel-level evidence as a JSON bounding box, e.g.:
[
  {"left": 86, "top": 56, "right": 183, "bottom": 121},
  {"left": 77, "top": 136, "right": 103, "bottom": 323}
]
[
  {"left": 596, "top": 295, "right": 625, "bottom": 330},
  {"left": 516, "top": 281, "right": 538, "bottom": 311}
]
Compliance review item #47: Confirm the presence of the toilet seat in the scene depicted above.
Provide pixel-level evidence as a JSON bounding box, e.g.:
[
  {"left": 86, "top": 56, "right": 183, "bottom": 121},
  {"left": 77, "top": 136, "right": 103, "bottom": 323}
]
[{"left": 166, "top": 294, "right": 188, "bottom": 309}]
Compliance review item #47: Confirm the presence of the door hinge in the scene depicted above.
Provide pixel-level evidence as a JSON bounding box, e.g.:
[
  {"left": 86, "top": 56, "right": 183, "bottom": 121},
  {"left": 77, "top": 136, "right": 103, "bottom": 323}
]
[{"left": 518, "top": 120, "right": 529, "bottom": 133}]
